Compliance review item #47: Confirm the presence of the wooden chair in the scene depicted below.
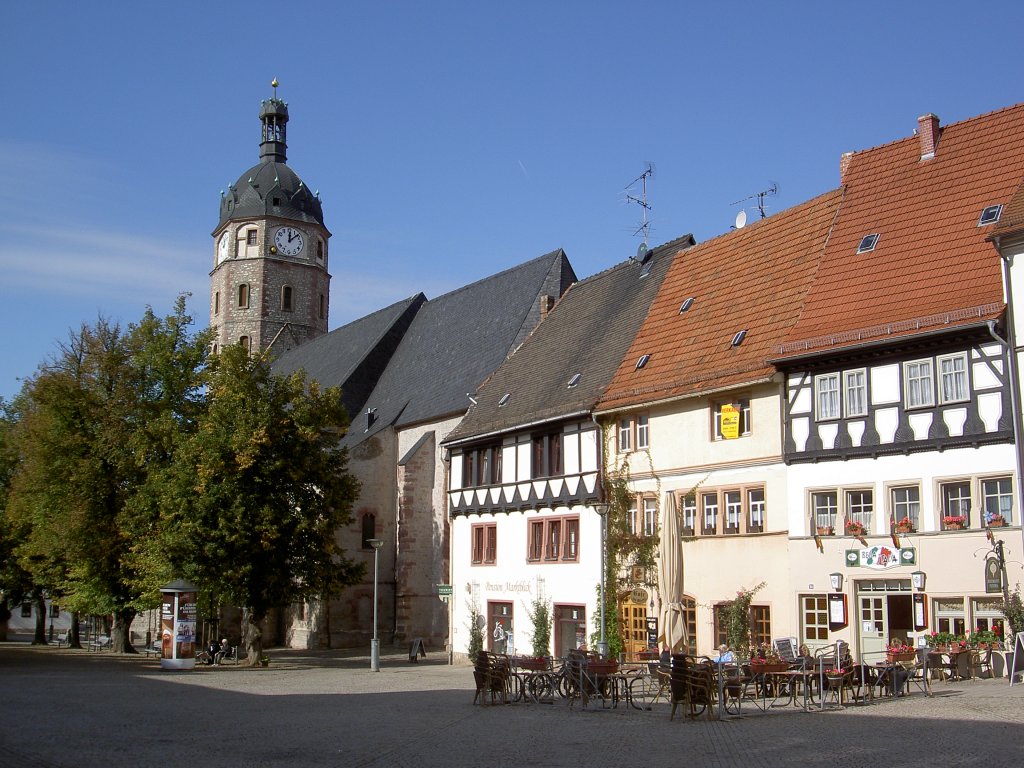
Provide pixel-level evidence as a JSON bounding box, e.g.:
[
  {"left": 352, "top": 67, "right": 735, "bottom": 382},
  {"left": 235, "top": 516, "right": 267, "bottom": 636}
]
[{"left": 473, "top": 651, "right": 513, "bottom": 706}]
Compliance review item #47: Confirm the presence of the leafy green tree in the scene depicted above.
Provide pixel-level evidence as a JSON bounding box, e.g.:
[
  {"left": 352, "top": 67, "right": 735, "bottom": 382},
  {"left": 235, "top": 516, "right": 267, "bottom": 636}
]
[
  {"left": 160, "top": 344, "right": 362, "bottom": 665},
  {"left": 5, "top": 298, "right": 209, "bottom": 652},
  {"left": 0, "top": 397, "right": 32, "bottom": 641}
]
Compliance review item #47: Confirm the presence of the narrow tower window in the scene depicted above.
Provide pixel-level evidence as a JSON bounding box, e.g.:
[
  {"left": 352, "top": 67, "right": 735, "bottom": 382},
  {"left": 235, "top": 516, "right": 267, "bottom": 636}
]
[
  {"left": 281, "top": 285, "right": 293, "bottom": 312},
  {"left": 214, "top": 291, "right": 220, "bottom": 314},
  {"left": 239, "top": 336, "right": 250, "bottom": 353},
  {"left": 238, "top": 284, "right": 250, "bottom": 309},
  {"left": 319, "top": 294, "right": 325, "bottom": 320}
]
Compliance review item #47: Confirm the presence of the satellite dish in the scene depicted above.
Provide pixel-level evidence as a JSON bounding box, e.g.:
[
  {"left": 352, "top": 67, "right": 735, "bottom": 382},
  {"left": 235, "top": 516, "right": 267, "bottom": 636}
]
[
  {"left": 636, "top": 242, "right": 649, "bottom": 262},
  {"left": 735, "top": 209, "right": 747, "bottom": 229}
]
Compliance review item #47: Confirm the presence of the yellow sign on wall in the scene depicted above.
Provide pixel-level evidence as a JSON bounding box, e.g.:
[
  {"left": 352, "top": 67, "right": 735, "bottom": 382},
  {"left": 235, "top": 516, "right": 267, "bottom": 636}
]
[{"left": 720, "top": 404, "right": 740, "bottom": 439}]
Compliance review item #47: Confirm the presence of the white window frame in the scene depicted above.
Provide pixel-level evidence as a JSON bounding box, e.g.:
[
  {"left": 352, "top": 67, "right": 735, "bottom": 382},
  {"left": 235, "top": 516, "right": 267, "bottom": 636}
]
[
  {"left": 811, "top": 490, "right": 838, "bottom": 533},
  {"left": 939, "top": 480, "right": 972, "bottom": 528},
  {"left": 724, "top": 490, "right": 742, "bottom": 532},
  {"left": 815, "top": 373, "right": 840, "bottom": 420},
  {"left": 846, "top": 488, "right": 873, "bottom": 531},
  {"left": 617, "top": 418, "right": 632, "bottom": 453},
  {"left": 937, "top": 352, "right": 969, "bottom": 404},
  {"left": 747, "top": 488, "right": 765, "bottom": 532},
  {"left": 636, "top": 414, "right": 649, "bottom": 450},
  {"left": 701, "top": 492, "right": 719, "bottom": 534},
  {"left": 844, "top": 368, "right": 868, "bottom": 417},
  {"left": 681, "top": 494, "right": 697, "bottom": 532},
  {"left": 713, "top": 398, "right": 752, "bottom": 439},
  {"left": 904, "top": 359, "right": 935, "bottom": 408},
  {"left": 890, "top": 485, "right": 921, "bottom": 530},
  {"left": 981, "top": 476, "right": 1013, "bottom": 524},
  {"left": 643, "top": 497, "right": 657, "bottom": 537}
]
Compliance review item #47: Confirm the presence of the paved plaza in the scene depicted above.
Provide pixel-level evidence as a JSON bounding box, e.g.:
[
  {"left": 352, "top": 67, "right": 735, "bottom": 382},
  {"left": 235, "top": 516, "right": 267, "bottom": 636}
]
[{"left": 0, "top": 642, "right": 1021, "bottom": 767}]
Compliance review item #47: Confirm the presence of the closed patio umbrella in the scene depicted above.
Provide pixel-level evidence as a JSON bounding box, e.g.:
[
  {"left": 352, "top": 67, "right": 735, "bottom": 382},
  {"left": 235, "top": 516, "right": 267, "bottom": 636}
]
[{"left": 657, "top": 492, "right": 687, "bottom": 653}]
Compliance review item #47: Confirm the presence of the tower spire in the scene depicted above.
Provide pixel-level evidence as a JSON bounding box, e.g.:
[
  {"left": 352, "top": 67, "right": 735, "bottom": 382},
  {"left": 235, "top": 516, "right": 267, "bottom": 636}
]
[{"left": 259, "top": 78, "right": 288, "bottom": 164}]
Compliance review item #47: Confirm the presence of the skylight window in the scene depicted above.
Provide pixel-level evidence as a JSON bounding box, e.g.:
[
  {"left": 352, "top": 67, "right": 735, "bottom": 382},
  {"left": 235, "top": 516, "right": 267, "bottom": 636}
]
[
  {"left": 857, "top": 234, "right": 879, "bottom": 253},
  {"left": 636, "top": 354, "right": 651, "bottom": 370},
  {"left": 567, "top": 373, "right": 582, "bottom": 389},
  {"left": 639, "top": 259, "right": 655, "bottom": 278},
  {"left": 978, "top": 205, "right": 1003, "bottom": 226},
  {"left": 731, "top": 330, "right": 748, "bottom": 347},
  {"left": 498, "top": 393, "right": 511, "bottom": 407},
  {"left": 679, "top": 297, "right": 695, "bottom": 314}
]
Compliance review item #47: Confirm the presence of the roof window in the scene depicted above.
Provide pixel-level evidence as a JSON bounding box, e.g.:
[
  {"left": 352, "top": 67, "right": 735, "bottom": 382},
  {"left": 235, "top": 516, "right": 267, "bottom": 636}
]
[
  {"left": 498, "top": 393, "right": 511, "bottom": 407},
  {"left": 635, "top": 354, "right": 651, "bottom": 370},
  {"left": 857, "top": 234, "right": 879, "bottom": 253},
  {"left": 978, "top": 204, "right": 1003, "bottom": 226},
  {"left": 567, "top": 373, "right": 582, "bottom": 389},
  {"left": 731, "top": 330, "right": 748, "bottom": 347},
  {"left": 679, "top": 297, "right": 695, "bottom": 314},
  {"left": 639, "top": 258, "right": 655, "bottom": 278}
]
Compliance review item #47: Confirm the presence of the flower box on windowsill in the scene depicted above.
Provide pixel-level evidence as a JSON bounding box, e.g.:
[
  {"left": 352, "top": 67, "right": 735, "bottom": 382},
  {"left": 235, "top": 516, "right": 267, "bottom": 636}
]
[
  {"left": 724, "top": 526, "right": 740, "bottom": 535},
  {"left": 816, "top": 526, "right": 834, "bottom": 536},
  {"left": 944, "top": 522, "right": 966, "bottom": 531},
  {"left": 748, "top": 524, "right": 763, "bottom": 534},
  {"left": 988, "top": 518, "right": 1006, "bottom": 528},
  {"left": 845, "top": 522, "right": 867, "bottom": 537},
  {"left": 895, "top": 524, "right": 915, "bottom": 534},
  {"left": 702, "top": 527, "right": 717, "bottom": 536}
]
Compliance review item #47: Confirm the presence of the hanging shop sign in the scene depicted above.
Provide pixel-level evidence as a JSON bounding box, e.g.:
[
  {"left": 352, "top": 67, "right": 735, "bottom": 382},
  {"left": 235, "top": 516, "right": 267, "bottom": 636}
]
[
  {"left": 985, "top": 556, "right": 1003, "bottom": 594},
  {"left": 844, "top": 546, "right": 916, "bottom": 569}
]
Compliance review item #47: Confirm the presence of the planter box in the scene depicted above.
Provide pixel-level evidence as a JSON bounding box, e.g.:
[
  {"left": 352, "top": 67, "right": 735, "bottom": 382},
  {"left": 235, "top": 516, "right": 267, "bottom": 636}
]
[
  {"left": 895, "top": 525, "right": 915, "bottom": 534},
  {"left": 816, "top": 527, "right": 834, "bottom": 536},
  {"left": 750, "top": 662, "right": 789, "bottom": 674},
  {"left": 886, "top": 651, "right": 916, "bottom": 663},
  {"left": 945, "top": 523, "right": 965, "bottom": 530},
  {"left": 516, "top": 656, "right": 550, "bottom": 671},
  {"left": 989, "top": 520, "right": 1006, "bottom": 528}
]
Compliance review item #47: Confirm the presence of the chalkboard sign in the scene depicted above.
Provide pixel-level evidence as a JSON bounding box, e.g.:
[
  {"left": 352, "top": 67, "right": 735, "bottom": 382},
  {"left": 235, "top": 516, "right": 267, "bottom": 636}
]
[
  {"left": 408, "top": 637, "right": 426, "bottom": 663},
  {"left": 774, "top": 637, "right": 797, "bottom": 663},
  {"left": 646, "top": 617, "right": 658, "bottom": 649},
  {"left": 1010, "top": 631, "right": 1024, "bottom": 686}
]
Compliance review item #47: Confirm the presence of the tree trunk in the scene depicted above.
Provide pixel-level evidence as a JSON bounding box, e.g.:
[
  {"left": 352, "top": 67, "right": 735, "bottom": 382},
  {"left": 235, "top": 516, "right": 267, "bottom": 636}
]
[
  {"left": 110, "top": 608, "right": 138, "bottom": 653},
  {"left": 0, "top": 602, "right": 10, "bottom": 642},
  {"left": 31, "top": 594, "right": 47, "bottom": 645},
  {"left": 242, "top": 608, "right": 263, "bottom": 666},
  {"left": 68, "top": 612, "right": 82, "bottom": 649}
]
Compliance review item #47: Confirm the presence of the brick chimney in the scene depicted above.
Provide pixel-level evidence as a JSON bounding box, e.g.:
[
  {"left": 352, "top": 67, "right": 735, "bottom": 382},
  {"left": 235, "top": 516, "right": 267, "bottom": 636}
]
[
  {"left": 839, "top": 152, "right": 853, "bottom": 184},
  {"left": 918, "top": 113, "right": 941, "bottom": 160}
]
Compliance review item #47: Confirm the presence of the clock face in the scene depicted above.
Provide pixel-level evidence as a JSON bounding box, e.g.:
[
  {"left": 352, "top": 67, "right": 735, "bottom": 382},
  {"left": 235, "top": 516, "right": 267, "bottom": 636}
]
[
  {"left": 217, "top": 233, "right": 230, "bottom": 263},
  {"left": 274, "top": 226, "right": 304, "bottom": 257}
]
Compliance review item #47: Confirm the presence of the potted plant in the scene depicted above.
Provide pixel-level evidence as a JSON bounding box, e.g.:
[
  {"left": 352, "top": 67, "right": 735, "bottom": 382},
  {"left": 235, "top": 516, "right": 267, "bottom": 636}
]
[
  {"left": 522, "top": 595, "right": 551, "bottom": 669},
  {"left": 943, "top": 515, "right": 966, "bottom": 530},
  {"left": 885, "top": 641, "right": 915, "bottom": 663},
  {"left": 750, "top": 647, "right": 789, "bottom": 674},
  {"left": 845, "top": 520, "right": 867, "bottom": 536},
  {"left": 925, "top": 630, "right": 957, "bottom": 651},
  {"left": 987, "top": 513, "right": 1006, "bottom": 528},
  {"left": 894, "top": 516, "right": 915, "bottom": 534},
  {"left": 816, "top": 525, "right": 834, "bottom": 536}
]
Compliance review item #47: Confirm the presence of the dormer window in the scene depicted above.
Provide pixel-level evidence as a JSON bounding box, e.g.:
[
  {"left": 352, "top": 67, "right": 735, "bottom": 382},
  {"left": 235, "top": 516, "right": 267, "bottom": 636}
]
[
  {"left": 857, "top": 234, "right": 879, "bottom": 253},
  {"left": 978, "top": 205, "right": 1003, "bottom": 226}
]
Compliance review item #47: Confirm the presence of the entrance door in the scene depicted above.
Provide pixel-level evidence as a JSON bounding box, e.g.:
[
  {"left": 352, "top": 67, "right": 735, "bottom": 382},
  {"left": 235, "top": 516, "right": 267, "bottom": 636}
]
[
  {"left": 858, "top": 595, "right": 887, "bottom": 659},
  {"left": 555, "top": 605, "right": 586, "bottom": 657},
  {"left": 488, "top": 602, "right": 512, "bottom": 654},
  {"left": 620, "top": 598, "right": 648, "bottom": 657}
]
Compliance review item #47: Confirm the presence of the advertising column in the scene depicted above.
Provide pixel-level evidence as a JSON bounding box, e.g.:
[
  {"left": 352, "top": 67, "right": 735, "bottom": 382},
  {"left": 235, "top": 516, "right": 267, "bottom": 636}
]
[{"left": 159, "top": 579, "right": 199, "bottom": 670}]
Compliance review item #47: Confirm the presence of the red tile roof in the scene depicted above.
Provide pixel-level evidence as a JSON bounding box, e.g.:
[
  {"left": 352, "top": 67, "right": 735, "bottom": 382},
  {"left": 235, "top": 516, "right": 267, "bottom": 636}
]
[
  {"left": 777, "top": 104, "right": 1024, "bottom": 358},
  {"left": 597, "top": 189, "right": 844, "bottom": 412}
]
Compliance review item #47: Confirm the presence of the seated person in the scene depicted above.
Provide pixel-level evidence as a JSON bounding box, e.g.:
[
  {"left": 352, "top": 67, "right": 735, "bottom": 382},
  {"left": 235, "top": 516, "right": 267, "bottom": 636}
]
[
  {"left": 204, "top": 640, "right": 219, "bottom": 665},
  {"left": 797, "top": 644, "right": 816, "bottom": 668},
  {"left": 215, "top": 638, "right": 231, "bottom": 664},
  {"left": 712, "top": 644, "right": 735, "bottom": 664}
]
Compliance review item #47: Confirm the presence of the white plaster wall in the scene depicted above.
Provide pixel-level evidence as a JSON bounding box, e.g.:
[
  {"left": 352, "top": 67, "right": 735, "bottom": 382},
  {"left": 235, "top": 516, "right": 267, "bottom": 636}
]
[{"left": 449, "top": 504, "right": 603, "bottom": 658}]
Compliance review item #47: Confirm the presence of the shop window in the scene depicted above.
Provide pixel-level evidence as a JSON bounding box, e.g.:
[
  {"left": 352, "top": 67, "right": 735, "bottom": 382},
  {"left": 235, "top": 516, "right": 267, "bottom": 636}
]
[
  {"left": 971, "top": 598, "right": 1006, "bottom": 637},
  {"left": 934, "top": 598, "right": 965, "bottom": 636},
  {"left": 488, "top": 602, "right": 513, "bottom": 653}
]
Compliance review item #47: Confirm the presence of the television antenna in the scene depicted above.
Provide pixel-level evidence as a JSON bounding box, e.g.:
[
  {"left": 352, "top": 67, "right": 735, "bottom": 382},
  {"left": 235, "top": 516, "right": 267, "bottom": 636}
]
[
  {"left": 731, "top": 182, "right": 779, "bottom": 220},
  {"left": 625, "top": 163, "right": 655, "bottom": 257}
]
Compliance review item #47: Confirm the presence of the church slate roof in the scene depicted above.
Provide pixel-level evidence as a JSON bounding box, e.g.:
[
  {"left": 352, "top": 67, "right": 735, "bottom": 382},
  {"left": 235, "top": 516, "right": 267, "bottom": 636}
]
[
  {"left": 443, "top": 235, "right": 692, "bottom": 446},
  {"left": 272, "top": 294, "right": 426, "bottom": 421},
  {"left": 341, "top": 249, "right": 576, "bottom": 448},
  {"left": 218, "top": 160, "right": 325, "bottom": 230}
]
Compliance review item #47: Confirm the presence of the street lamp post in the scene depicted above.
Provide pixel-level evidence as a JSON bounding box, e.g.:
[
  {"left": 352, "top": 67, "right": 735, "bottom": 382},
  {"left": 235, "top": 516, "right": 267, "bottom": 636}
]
[
  {"left": 368, "top": 538, "right": 384, "bottom": 671},
  {"left": 593, "top": 502, "right": 610, "bottom": 658}
]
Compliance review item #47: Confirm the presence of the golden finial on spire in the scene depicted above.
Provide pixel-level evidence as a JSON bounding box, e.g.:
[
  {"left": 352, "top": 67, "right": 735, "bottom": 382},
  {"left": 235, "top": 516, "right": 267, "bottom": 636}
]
[{"left": 271, "top": 78, "right": 279, "bottom": 98}]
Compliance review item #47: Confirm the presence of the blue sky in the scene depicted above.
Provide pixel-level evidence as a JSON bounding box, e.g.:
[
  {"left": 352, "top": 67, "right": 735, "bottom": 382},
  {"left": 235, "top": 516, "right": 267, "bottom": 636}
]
[{"left": 2, "top": 1, "right": 1021, "bottom": 401}]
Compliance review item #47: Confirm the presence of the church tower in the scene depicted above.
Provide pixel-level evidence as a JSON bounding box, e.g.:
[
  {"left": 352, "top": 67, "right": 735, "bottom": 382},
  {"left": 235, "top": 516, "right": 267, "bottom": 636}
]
[{"left": 210, "top": 81, "right": 330, "bottom": 356}]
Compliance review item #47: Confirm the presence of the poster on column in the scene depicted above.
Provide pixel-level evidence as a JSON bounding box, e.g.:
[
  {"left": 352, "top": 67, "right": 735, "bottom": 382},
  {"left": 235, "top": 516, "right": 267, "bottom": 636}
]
[{"left": 175, "top": 591, "right": 197, "bottom": 659}]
